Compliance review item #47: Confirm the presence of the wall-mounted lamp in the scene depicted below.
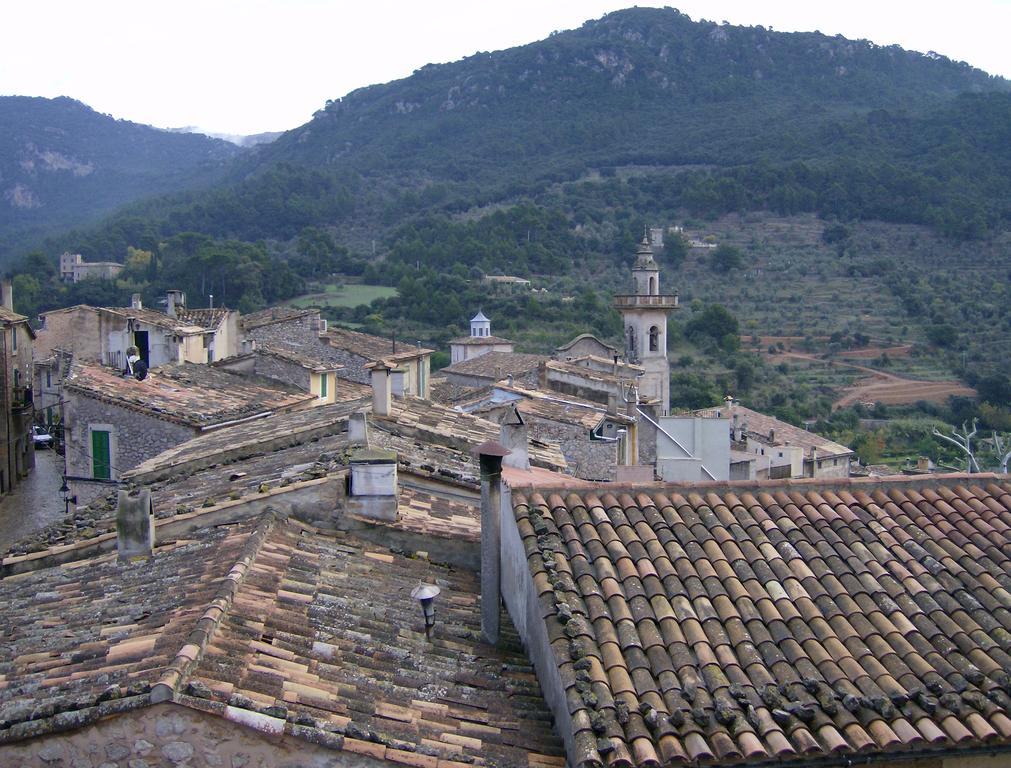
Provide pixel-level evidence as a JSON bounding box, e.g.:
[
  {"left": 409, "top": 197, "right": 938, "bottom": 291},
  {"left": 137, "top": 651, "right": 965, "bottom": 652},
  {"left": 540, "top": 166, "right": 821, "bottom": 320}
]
[
  {"left": 59, "top": 478, "right": 77, "bottom": 515},
  {"left": 411, "top": 583, "right": 441, "bottom": 640}
]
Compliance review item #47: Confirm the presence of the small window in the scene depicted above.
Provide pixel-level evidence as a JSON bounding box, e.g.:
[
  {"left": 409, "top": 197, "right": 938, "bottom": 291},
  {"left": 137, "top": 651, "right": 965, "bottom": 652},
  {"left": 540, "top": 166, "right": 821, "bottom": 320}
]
[
  {"left": 319, "top": 373, "right": 328, "bottom": 399},
  {"left": 92, "top": 430, "right": 112, "bottom": 480},
  {"left": 11, "top": 327, "right": 16, "bottom": 353},
  {"left": 13, "top": 369, "right": 19, "bottom": 389},
  {"left": 46, "top": 370, "right": 52, "bottom": 388},
  {"left": 649, "top": 325, "right": 659, "bottom": 352}
]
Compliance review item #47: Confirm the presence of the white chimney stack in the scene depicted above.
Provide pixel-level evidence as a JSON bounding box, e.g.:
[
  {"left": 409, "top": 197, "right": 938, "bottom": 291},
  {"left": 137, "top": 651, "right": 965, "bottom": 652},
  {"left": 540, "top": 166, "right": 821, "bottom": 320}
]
[
  {"left": 130, "top": 293, "right": 143, "bottom": 310},
  {"left": 369, "top": 360, "right": 393, "bottom": 417},
  {"left": 1, "top": 279, "right": 12, "bottom": 311}
]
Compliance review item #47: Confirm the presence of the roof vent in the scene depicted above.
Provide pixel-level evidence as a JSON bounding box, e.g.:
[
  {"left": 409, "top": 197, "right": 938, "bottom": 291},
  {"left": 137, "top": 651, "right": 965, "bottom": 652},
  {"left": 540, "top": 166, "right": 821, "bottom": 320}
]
[{"left": 411, "top": 583, "right": 441, "bottom": 639}]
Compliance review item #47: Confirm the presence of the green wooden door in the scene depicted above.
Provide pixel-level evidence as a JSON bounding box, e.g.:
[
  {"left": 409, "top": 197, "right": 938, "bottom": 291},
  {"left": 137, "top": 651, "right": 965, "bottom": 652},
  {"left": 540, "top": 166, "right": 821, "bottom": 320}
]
[{"left": 92, "top": 430, "right": 111, "bottom": 479}]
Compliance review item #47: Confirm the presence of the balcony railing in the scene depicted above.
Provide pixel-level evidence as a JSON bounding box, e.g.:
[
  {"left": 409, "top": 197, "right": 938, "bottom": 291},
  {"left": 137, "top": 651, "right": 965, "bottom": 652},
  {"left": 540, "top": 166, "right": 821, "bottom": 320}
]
[{"left": 612, "top": 293, "right": 679, "bottom": 309}]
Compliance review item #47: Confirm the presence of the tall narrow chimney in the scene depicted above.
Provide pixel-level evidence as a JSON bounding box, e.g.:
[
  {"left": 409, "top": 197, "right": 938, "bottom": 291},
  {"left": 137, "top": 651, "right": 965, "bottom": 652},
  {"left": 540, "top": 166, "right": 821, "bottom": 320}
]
[
  {"left": 1, "top": 279, "right": 12, "bottom": 311},
  {"left": 117, "top": 488, "right": 154, "bottom": 562},
  {"left": 369, "top": 360, "right": 392, "bottom": 417},
  {"left": 166, "top": 289, "right": 186, "bottom": 317},
  {"left": 475, "top": 441, "right": 509, "bottom": 645},
  {"left": 499, "top": 405, "right": 529, "bottom": 471},
  {"left": 348, "top": 410, "right": 369, "bottom": 444}
]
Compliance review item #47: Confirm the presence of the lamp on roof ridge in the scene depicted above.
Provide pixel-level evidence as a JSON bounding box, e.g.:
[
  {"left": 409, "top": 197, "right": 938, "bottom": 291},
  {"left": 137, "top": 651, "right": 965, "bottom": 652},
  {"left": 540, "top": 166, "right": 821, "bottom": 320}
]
[{"left": 411, "top": 583, "right": 441, "bottom": 639}]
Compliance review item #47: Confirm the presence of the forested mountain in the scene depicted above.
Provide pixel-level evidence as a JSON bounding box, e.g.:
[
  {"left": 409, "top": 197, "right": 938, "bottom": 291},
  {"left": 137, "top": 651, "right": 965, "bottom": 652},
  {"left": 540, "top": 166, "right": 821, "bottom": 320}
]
[
  {"left": 7, "top": 8, "right": 1011, "bottom": 399},
  {"left": 50, "top": 5, "right": 1006, "bottom": 262},
  {"left": 0, "top": 96, "right": 242, "bottom": 258}
]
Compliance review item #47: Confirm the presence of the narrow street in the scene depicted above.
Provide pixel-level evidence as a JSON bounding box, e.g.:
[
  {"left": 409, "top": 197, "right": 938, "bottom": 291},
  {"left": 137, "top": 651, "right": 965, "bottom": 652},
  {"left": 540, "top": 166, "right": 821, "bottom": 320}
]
[{"left": 0, "top": 448, "right": 67, "bottom": 551}]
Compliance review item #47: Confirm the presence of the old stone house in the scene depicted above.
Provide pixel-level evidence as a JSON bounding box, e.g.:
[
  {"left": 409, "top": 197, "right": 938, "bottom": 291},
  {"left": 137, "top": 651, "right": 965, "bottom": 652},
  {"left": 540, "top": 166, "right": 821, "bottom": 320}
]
[
  {"left": 459, "top": 383, "right": 636, "bottom": 481},
  {"left": 215, "top": 342, "right": 346, "bottom": 404},
  {"left": 35, "top": 293, "right": 238, "bottom": 370},
  {"left": 321, "top": 327, "right": 433, "bottom": 399},
  {"left": 0, "top": 281, "right": 37, "bottom": 494},
  {"left": 5, "top": 387, "right": 1011, "bottom": 768},
  {"left": 62, "top": 361, "right": 315, "bottom": 504},
  {"left": 240, "top": 306, "right": 326, "bottom": 348},
  {"left": 58, "top": 251, "right": 123, "bottom": 283},
  {"left": 693, "top": 401, "right": 854, "bottom": 479}
]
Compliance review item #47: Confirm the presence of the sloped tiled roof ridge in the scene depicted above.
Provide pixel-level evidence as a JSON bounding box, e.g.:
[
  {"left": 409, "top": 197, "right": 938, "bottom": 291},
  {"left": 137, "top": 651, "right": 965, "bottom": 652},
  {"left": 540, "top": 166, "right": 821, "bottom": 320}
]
[{"left": 513, "top": 476, "right": 1011, "bottom": 766}]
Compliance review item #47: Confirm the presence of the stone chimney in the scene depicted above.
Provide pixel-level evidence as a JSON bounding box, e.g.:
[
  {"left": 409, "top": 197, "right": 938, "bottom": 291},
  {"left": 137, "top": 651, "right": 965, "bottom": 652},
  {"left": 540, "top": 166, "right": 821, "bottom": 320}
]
[
  {"left": 475, "top": 441, "right": 510, "bottom": 645},
  {"left": 346, "top": 449, "right": 398, "bottom": 521},
  {"left": 130, "top": 293, "right": 143, "bottom": 310},
  {"left": 117, "top": 488, "right": 154, "bottom": 562},
  {"left": 499, "top": 405, "right": 529, "bottom": 471},
  {"left": 1, "top": 279, "right": 12, "bottom": 311},
  {"left": 348, "top": 410, "right": 369, "bottom": 445},
  {"left": 165, "top": 289, "right": 186, "bottom": 318},
  {"left": 390, "top": 368, "right": 406, "bottom": 398},
  {"left": 369, "top": 360, "right": 392, "bottom": 417}
]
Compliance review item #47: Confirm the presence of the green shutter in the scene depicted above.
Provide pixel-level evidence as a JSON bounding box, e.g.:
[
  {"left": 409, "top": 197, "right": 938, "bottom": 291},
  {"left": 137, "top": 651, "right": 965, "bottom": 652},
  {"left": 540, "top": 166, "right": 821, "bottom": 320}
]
[
  {"left": 92, "top": 430, "right": 111, "bottom": 480},
  {"left": 320, "top": 373, "right": 328, "bottom": 399}
]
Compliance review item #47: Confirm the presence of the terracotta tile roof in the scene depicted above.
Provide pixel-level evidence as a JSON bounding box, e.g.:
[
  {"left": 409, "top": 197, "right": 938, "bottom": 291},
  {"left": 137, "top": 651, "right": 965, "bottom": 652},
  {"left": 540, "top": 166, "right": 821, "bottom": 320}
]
[
  {"left": 544, "top": 358, "right": 634, "bottom": 386},
  {"left": 467, "top": 385, "right": 634, "bottom": 431},
  {"left": 394, "top": 485, "right": 481, "bottom": 542},
  {"left": 427, "top": 375, "right": 485, "bottom": 405},
  {"left": 385, "top": 397, "right": 567, "bottom": 473},
  {"left": 511, "top": 474, "right": 1011, "bottom": 767},
  {"left": 187, "top": 519, "right": 563, "bottom": 765},
  {"left": 125, "top": 400, "right": 370, "bottom": 479},
  {"left": 0, "top": 519, "right": 261, "bottom": 737},
  {"left": 0, "top": 514, "right": 565, "bottom": 765},
  {"left": 0, "top": 306, "right": 29, "bottom": 324},
  {"left": 175, "top": 307, "right": 231, "bottom": 329},
  {"left": 241, "top": 306, "right": 319, "bottom": 331},
  {"left": 100, "top": 306, "right": 204, "bottom": 333},
  {"left": 694, "top": 403, "right": 854, "bottom": 458},
  {"left": 66, "top": 362, "right": 316, "bottom": 429},
  {"left": 322, "top": 327, "right": 434, "bottom": 362},
  {"left": 442, "top": 351, "right": 545, "bottom": 380},
  {"left": 257, "top": 342, "right": 344, "bottom": 372}
]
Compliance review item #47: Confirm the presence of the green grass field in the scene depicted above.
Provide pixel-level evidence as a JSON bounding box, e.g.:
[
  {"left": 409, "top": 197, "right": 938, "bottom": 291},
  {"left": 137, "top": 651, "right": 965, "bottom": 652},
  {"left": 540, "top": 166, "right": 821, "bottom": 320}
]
[{"left": 288, "top": 283, "right": 397, "bottom": 309}]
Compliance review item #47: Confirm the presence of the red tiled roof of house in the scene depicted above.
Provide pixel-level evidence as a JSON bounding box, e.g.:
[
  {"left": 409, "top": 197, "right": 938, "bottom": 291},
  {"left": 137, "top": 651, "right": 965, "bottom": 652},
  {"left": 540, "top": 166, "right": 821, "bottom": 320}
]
[
  {"left": 511, "top": 474, "right": 1011, "bottom": 766},
  {"left": 322, "top": 327, "right": 434, "bottom": 361},
  {"left": 0, "top": 512, "right": 565, "bottom": 766},
  {"left": 66, "top": 361, "right": 315, "bottom": 429}
]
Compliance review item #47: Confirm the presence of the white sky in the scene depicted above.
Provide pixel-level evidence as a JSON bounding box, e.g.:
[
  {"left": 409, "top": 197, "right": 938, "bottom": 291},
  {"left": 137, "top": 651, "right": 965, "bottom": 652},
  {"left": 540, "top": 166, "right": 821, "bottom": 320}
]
[{"left": 2, "top": 1, "right": 1009, "bottom": 136}]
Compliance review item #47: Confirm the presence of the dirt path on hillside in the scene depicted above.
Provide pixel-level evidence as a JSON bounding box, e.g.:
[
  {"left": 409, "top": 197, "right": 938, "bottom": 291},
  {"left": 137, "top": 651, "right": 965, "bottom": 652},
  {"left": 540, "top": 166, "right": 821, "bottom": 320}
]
[{"left": 771, "top": 351, "right": 975, "bottom": 408}]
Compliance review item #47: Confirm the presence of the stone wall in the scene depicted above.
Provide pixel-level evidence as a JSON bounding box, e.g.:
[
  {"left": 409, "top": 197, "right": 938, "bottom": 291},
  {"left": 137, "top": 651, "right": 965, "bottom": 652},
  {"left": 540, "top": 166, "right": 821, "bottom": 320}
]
[
  {"left": 65, "top": 393, "right": 194, "bottom": 482},
  {"left": 252, "top": 355, "right": 311, "bottom": 392},
  {"left": 0, "top": 701, "right": 390, "bottom": 768},
  {"left": 246, "top": 314, "right": 320, "bottom": 347},
  {"left": 524, "top": 415, "right": 616, "bottom": 481},
  {"left": 35, "top": 307, "right": 102, "bottom": 361}
]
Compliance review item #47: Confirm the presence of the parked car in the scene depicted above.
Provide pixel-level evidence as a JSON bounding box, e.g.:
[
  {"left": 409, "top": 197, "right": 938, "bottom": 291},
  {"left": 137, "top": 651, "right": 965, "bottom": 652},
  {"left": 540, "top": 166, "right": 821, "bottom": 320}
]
[{"left": 31, "top": 425, "right": 53, "bottom": 448}]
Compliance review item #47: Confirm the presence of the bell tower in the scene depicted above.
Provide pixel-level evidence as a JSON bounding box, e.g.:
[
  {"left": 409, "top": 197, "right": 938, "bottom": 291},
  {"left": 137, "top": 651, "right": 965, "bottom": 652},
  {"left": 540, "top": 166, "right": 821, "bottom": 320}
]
[{"left": 613, "top": 235, "right": 678, "bottom": 415}]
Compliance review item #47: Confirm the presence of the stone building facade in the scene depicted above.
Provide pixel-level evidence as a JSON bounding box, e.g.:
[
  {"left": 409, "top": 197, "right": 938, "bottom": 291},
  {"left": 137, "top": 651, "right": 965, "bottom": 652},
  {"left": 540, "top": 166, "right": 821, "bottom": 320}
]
[
  {"left": 0, "top": 292, "right": 37, "bottom": 494},
  {"left": 63, "top": 392, "right": 194, "bottom": 504}
]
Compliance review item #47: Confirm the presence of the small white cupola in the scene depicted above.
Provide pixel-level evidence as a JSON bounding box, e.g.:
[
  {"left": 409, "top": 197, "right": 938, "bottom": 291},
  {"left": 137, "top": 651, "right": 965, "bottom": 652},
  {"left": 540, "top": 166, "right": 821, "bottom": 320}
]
[{"left": 470, "top": 311, "right": 491, "bottom": 338}]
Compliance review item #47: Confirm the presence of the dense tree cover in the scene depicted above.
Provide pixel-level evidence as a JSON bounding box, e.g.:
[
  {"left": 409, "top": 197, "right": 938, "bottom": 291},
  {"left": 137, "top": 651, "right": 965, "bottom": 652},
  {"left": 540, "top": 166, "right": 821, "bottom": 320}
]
[
  {"left": 17, "top": 6, "right": 1002, "bottom": 272},
  {"left": 380, "top": 205, "right": 593, "bottom": 278},
  {"left": 0, "top": 97, "right": 240, "bottom": 260},
  {"left": 8, "top": 231, "right": 312, "bottom": 320}
]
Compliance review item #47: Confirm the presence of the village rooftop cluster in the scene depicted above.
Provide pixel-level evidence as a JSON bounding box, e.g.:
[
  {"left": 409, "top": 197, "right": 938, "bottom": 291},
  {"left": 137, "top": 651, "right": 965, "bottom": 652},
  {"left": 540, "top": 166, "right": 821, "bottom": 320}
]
[{"left": 0, "top": 236, "right": 1009, "bottom": 768}]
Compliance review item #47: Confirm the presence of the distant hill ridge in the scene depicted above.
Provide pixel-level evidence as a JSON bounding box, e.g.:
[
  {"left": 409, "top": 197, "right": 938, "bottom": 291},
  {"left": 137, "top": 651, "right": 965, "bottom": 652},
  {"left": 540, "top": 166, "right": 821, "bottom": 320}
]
[
  {"left": 249, "top": 7, "right": 1006, "bottom": 179},
  {"left": 0, "top": 95, "right": 242, "bottom": 258},
  {"left": 4, "top": 7, "right": 1010, "bottom": 264}
]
